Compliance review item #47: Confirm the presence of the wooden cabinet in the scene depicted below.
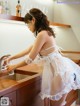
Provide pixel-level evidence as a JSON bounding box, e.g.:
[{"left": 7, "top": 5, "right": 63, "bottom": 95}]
[
  {"left": 16, "top": 79, "right": 41, "bottom": 106},
  {"left": 0, "top": 78, "right": 41, "bottom": 106},
  {"left": 2, "top": 91, "right": 16, "bottom": 106}
]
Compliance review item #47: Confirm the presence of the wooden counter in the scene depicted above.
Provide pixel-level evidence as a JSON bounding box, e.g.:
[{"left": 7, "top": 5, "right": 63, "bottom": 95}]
[
  {"left": 0, "top": 64, "right": 42, "bottom": 106},
  {"left": 0, "top": 64, "right": 42, "bottom": 91}
]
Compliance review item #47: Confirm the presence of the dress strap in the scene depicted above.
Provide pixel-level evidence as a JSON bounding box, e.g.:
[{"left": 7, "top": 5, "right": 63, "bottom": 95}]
[
  {"left": 40, "top": 45, "right": 65, "bottom": 55},
  {"left": 43, "top": 45, "right": 56, "bottom": 51},
  {"left": 56, "top": 46, "right": 65, "bottom": 55}
]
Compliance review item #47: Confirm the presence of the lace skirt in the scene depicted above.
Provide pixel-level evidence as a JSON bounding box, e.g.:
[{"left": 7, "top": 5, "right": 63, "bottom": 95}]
[{"left": 34, "top": 52, "right": 80, "bottom": 101}]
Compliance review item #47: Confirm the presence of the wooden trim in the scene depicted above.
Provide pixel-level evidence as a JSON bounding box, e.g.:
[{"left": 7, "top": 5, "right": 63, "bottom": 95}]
[
  {"left": 71, "top": 59, "right": 80, "bottom": 64},
  {"left": 0, "top": 14, "right": 71, "bottom": 27},
  {"left": 0, "top": 14, "right": 24, "bottom": 21},
  {"left": 15, "top": 69, "right": 37, "bottom": 75},
  {"left": 62, "top": 51, "right": 80, "bottom": 54},
  {"left": 61, "top": 51, "right": 80, "bottom": 64},
  {"left": 50, "top": 21, "right": 71, "bottom": 28}
]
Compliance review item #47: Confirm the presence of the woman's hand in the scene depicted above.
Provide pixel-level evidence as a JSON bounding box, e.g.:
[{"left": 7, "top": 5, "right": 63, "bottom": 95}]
[
  {"left": 3, "top": 58, "right": 11, "bottom": 66},
  {"left": 7, "top": 64, "right": 16, "bottom": 72},
  {"left": 0, "top": 65, "right": 16, "bottom": 77}
]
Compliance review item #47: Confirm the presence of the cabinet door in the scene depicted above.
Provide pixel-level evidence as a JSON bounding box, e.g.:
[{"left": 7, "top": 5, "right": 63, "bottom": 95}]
[
  {"left": 17, "top": 79, "right": 41, "bottom": 106},
  {"left": 3, "top": 91, "right": 16, "bottom": 106}
]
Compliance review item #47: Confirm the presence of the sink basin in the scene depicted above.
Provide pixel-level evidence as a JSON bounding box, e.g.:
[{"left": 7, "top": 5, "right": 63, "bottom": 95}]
[
  {"left": 2, "top": 69, "right": 37, "bottom": 81},
  {"left": 7, "top": 73, "right": 29, "bottom": 81}
]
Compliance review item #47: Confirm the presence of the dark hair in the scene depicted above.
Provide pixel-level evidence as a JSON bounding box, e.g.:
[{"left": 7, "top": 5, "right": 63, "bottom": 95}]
[{"left": 24, "top": 8, "right": 55, "bottom": 38}]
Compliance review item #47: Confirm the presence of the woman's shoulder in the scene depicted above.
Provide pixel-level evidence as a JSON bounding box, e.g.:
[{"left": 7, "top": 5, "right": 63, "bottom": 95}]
[
  {"left": 35, "top": 31, "right": 48, "bottom": 42},
  {"left": 38, "top": 30, "right": 48, "bottom": 34},
  {"left": 37, "top": 30, "right": 48, "bottom": 38}
]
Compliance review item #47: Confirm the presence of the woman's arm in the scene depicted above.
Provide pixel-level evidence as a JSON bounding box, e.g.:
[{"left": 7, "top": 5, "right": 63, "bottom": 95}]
[
  {"left": 9, "top": 31, "right": 46, "bottom": 69},
  {"left": 7, "top": 45, "right": 33, "bottom": 61},
  {"left": 0, "top": 31, "right": 47, "bottom": 76},
  {"left": 29, "top": 32, "right": 46, "bottom": 59}
]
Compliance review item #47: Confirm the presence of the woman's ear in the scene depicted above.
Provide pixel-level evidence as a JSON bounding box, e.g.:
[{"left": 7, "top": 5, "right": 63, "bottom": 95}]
[{"left": 32, "top": 17, "right": 36, "bottom": 24}]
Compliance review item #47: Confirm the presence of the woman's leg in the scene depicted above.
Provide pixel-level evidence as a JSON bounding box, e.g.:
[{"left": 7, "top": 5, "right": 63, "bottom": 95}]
[
  {"left": 44, "top": 98, "right": 50, "bottom": 106},
  {"left": 50, "top": 94, "right": 67, "bottom": 106}
]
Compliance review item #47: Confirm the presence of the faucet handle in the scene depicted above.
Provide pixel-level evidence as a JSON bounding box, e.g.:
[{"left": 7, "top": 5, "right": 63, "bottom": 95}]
[
  {"left": 0, "top": 54, "right": 11, "bottom": 71},
  {"left": 0, "top": 54, "right": 11, "bottom": 60}
]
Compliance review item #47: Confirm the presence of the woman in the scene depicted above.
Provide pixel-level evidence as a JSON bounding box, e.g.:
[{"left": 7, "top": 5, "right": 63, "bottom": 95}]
[{"left": 0, "top": 8, "right": 80, "bottom": 106}]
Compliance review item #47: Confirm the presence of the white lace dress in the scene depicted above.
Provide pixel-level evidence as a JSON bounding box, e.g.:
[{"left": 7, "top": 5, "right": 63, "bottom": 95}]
[{"left": 33, "top": 45, "right": 80, "bottom": 104}]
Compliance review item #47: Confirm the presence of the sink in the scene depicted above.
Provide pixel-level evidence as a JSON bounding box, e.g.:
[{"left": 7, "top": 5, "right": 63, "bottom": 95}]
[
  {"left": 7, "top": 73, "right": 29, "bottom": 81},
  {"left": 2, "top": 69, "right": 37, "bottom": 81}
]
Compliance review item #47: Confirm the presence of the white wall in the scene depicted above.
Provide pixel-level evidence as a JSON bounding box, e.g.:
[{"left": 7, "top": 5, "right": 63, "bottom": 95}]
[
  {"left": 54, "top": 27, "right": 80, "bottom": 51},
  {"left": 8, "top": 0, "right": 54, "bottom": 21},
  {"left": 0, "top": 0, "right": 80, "bottom": 57},
  {"left": 53, "top": 1, "right": 80, "bottom": 47},
  {"left": 0, "top": 20, "right": 35, "bottom": 57}
]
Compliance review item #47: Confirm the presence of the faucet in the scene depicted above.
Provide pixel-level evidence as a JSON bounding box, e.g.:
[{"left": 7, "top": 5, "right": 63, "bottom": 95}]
[{"left": 0, "top": 54, "right": 11, "bottom": 71}]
